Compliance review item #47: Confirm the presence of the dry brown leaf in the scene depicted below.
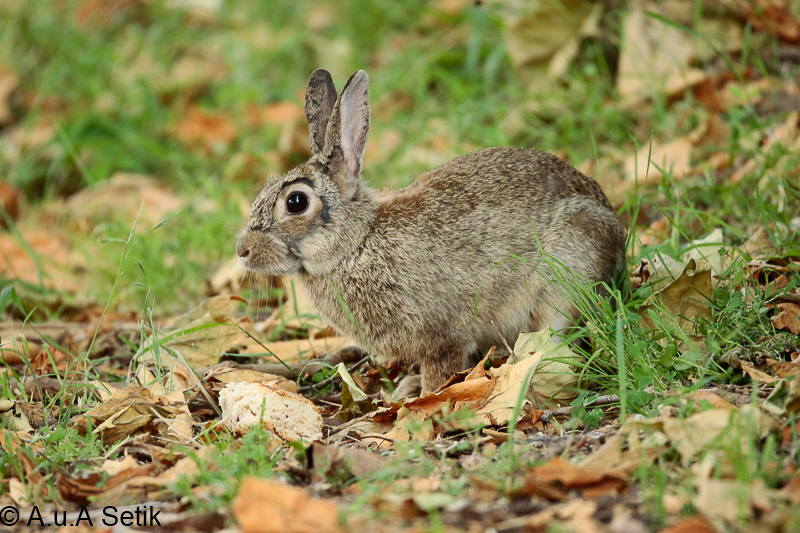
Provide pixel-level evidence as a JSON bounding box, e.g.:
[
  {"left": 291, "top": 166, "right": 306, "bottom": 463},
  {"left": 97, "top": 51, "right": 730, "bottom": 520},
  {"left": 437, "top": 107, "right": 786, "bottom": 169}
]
[
  {"left": 772, "top": 302, "right": 800, "bottom": 334},
  {"left": 639, "top": 258, "right": 713, "bottom": 335},
  {"left": 659, "top": 515, "right": 718, "bottom": 533},
  {"left": 62, "top": 173, "right": 185, "bottom": 232},
  {"left": 247, "top": 336, "right": 351, "bottom": 363},
  {"left": 624, "top": 136, "right": 693, "bottom": 190},
  {"left": 233, "top": 477, "right": 343, "bottom": 533},
  {"left": 501, "top": 0, "right": 600, "bottom": 92},
  {"left": 626, "top": 405, "right": 778, "bottom": 465},
  {"left": 56, "top": 461, "right": 160, "bottom": 505},
  {"left": 695, "top": 476, "right": 780, "bottom": 525},
  {"left": 310, "top": 443, "right": 387, "bottom": 483},
  {"left": 766, "top": 358, "right": 800, "bottom": 379},
  {"left": 72, "top": 386, "right": 179, "bottom": 445},
  {"left": 740, "top": 0, "right": 800, "bottom": 43},
  {"left": 617, "top": 2, "right": 695, "bottom": 104},
  {"left": 520, "top": 457, "right": 628, "bottom": 501},
  {"left": 740, "top": 361, "right": 779, "bottom": 384},
  {"left": 173, "top": 105, "right": 237, "bottom": 152},
  {"left": 681, "top": 229, "right": 728, "bottom": 280},
  {"left": 685, "top": 391, "right": 735, "bottom": 410},
  {"left": 0, "top": 182, "right": 20, "bottom": 228}
]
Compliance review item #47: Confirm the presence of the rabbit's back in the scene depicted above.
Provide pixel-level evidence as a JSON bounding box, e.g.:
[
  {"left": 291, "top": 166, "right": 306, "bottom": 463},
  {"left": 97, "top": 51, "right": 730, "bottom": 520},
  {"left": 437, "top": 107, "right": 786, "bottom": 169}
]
[{"left": 300, "top": 147, "right": 624, "bottom": 367}]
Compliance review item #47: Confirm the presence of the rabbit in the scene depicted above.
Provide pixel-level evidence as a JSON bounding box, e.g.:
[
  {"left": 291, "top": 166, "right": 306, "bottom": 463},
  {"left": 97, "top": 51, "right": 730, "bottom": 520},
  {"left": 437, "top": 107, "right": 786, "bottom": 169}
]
[{"left": 237, "top": 69, "right": 627, "bottom": 396}]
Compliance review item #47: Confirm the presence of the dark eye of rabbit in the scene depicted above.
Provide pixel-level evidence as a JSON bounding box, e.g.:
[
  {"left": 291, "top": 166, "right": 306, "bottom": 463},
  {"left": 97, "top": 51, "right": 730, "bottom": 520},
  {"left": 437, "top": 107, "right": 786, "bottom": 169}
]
[{"left": 286, "top": 192, "right": 309, "bottom": 214}]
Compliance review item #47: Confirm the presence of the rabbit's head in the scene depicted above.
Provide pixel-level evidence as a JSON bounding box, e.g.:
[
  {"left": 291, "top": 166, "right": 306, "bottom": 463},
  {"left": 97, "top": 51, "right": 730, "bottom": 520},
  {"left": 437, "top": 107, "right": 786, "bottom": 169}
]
[{"left": 237, "top": 69, "right": 376, "bottom": 276}]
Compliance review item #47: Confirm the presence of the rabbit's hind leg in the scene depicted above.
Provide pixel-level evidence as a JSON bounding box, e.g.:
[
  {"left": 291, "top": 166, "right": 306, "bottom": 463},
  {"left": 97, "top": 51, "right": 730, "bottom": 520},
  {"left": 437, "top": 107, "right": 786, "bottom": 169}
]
[{"left": 419, "top": 339, "right": 468, "bottom": 395}]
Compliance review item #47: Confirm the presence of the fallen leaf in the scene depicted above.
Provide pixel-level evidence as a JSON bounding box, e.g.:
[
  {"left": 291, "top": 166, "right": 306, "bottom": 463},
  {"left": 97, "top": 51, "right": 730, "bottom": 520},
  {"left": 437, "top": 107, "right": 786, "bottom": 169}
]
[
  {"left": 739, "top": 0, "right": 800, "bottom": 43},
  {"left": 501, "top": 0, "right": 601, "bottom": 92},
  {"left": 204, "top": 366, "right": 297, "bottom": 393},
  {"left": 509, "top": 330, "right": 582, "bottom": 406},
  {"left": 617, "top": 2, "right": 696, "bottom": 104},
  {"left": 233, "top": 477, "right": 343, "bottom": 533},
  {"left": 640, "top": 258, "right": 713, "bottom": 336},
  {"left": 173, "top": 105, "right": 237, "bottom": 153},
  {"left": 626, "top": 405, "right": 778, "bottom": 465},
  {"left": 659, "top": 515, "right": 718, "bottom": 533},
  {"left": 61, "top": 173, "right": 185, "bottom": 233},
  {"left": 250, "top": 336, "right": 351, "bottom": 363},
  {"left": 772, "top": 302, "right": 800, "bottom": 334},
  {"left": 624, "top": 136, "right": 693, "bottom": 189},
  {"left": 740, "top": 361, "right": 779, "bottom": 384},
  {"left": 519, "top": 457, "right": 628, "bottom": 501},
  {"left": 0, "top": 228, "right": 85, "bottom": 293},
  {"left": 72, "top": 386, "right": 179, "bottom": 445},
  {"left": 763, "top": 376, "right": 800, "bottom": 416},
  {"left": 0, "top": 182, "right": 20, "bottom": 228},
  {"left": 681, "top": 228, "right": 728, "bottom": 279},
  {"left": 310, "top": 443, "right": 386, "bottom": 483}
]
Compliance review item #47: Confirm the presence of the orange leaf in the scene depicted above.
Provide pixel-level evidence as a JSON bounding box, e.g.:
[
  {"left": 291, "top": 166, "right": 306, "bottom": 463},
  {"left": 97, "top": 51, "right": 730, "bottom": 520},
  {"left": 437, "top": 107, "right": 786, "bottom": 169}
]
[{"left": 233, "top": 477, "right": 343, "bottom": 533}]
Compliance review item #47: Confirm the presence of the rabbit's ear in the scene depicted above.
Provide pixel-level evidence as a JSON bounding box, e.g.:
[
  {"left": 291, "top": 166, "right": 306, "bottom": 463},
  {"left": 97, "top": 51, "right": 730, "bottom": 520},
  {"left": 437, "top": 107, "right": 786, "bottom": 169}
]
[
  {"left": 305, "top": 69, "right": 337, "bottom": 155},
  {"left": 324, "top": 71, "right": 370, "bottom": 193},
  {"left": 337, "top": 70, "right": 370, "bottom": 179}
]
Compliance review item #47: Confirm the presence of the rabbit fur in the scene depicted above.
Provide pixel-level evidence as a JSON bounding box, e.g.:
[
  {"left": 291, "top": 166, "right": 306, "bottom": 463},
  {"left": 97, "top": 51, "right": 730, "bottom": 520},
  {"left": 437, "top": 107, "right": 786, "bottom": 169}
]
[{"left": 237, "top": 69, "right": 626, "bottom": 395}]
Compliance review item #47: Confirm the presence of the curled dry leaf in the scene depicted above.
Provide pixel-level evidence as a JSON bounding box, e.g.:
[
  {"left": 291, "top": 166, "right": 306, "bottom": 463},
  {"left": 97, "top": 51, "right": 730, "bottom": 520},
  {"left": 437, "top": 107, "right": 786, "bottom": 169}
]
[
  {"left": 0, "top": 400, "right": 34, "bottom": 432},
  {"left": 772, "top": 302, "right": 800, "bottom": 334},
  {"left": 681, "top": 228, "right": 728, "bottom": 279},
  {"left": 639, "top": 258, "right": 713, "bottom": 335},
  {"left": 233, "top": 477, "right": 343, "bottom": 533},
  {"left": 72, "top": 386, "right": 179, "bottom": 445},
  {"left": 501, "top": 0, "right": 600, "bottom": 92},
  {"left": 219, "top": 381, "right": 322, "bottom": 442}
]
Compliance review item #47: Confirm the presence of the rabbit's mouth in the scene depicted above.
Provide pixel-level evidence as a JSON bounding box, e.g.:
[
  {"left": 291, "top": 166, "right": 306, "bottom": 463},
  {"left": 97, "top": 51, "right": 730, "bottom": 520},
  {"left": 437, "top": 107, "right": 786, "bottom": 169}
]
[{"left": 236, "top": 230, "right": 302, "bottom": 275}]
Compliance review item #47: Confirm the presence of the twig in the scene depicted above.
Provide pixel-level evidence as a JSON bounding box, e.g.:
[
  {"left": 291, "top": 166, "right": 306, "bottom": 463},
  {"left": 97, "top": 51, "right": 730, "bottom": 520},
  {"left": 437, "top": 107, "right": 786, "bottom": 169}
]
[
  {"left": 297, "top": 355, "right": 371, "bottom": 393},
  {"left": 539, "top": 394, "right": 620, "bottom": 424},
  {"left": 490, "top": 320, "right": 517, "bottom": 363}
]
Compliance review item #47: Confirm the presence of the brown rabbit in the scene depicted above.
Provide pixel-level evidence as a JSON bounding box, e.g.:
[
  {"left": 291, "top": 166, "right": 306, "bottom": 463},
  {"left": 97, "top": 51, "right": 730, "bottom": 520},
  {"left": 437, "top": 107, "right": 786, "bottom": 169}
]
[{"left": 237, "top": 69, "right": 626, "bottom": 395}]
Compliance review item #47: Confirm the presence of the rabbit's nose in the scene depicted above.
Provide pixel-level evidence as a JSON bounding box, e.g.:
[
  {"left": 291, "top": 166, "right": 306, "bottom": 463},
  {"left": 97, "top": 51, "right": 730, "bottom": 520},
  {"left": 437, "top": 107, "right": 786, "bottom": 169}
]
[{"left": 236, "top": 240, "right": 250, "bottom": 258}]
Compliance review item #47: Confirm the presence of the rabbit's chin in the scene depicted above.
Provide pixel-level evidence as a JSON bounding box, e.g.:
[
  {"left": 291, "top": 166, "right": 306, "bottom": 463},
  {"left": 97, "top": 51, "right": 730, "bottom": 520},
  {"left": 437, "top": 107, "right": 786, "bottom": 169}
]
[{"left": 239, "top": 255, "right": 302, "bottom": 277}]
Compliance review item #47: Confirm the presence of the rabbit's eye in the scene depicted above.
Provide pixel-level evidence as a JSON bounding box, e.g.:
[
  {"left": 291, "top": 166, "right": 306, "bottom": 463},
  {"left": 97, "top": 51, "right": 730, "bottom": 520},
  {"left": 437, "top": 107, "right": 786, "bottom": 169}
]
[{"left": 286, "top": 192, "right": 309, "bottom": 214}]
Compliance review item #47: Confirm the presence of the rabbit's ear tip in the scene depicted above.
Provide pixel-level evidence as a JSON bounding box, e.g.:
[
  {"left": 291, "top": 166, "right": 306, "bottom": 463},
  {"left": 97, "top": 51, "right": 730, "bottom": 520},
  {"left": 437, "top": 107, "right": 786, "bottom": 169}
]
[
  {"left": 309, "top": 68, "right": 333, "bottom": 81},
  {"left": 350, "top": 70, "right": 369, "bottom": 83}
]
